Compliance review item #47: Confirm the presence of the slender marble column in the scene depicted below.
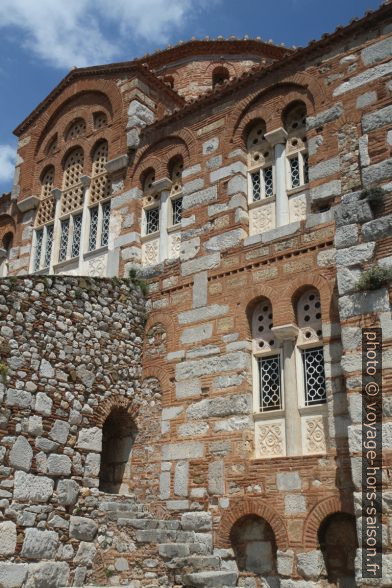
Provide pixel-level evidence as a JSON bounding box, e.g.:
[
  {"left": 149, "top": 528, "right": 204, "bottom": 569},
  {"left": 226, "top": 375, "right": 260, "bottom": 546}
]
[{"left": 265, "top": 127, "right": 289, "bottom": 228}]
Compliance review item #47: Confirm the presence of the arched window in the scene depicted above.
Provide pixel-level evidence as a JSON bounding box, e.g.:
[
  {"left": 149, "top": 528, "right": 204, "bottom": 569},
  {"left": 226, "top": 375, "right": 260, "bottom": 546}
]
[
  {"left": 33, "top": 167, "right": 55, "bottom": 272},
  {"left": 45, "top": 135, "right": 57, "bottom": 156},
  {"left": 230, "top": 515, "right": 277, "bottom": 575},
  {"left": 142, "top": 169, "right": 159, "bottom": 236},
  {"left": 40, "top": 166, "right": 54, "bottom": 199},
  {"left": 88, "top": 141, "right": 111, "bottom": 251},
  {"left": 65, "top": 118, "right": 86, "bottom": 141},
  {"left": 58, "top": 148, "right": 85, "bottom": 263},
  {"left": 0, "top": 232, "right": 13, "bottom": 277},
  {"left": 99, "top": 408, "right": 137, "bottom": 494},
  {"left": 283, "top": 102, "right": 309, "bottom": 190},
  {"left": 169, "top": 156, "right": 183, "bottom": 227},
  {"left": 319, "top": 514, "right": 358, "bottom": 584},
  {"left": 212, "top": 66, "right": 230, "bottom": 88},
  {"left": 93, "top": 111, "right": 107, "bottom": 130},
  {"left": 63, "top": 148, "right": 84, "bottom": 190},
  {"left": 296, "top": 288, "right": 326, "bottom": 408}
]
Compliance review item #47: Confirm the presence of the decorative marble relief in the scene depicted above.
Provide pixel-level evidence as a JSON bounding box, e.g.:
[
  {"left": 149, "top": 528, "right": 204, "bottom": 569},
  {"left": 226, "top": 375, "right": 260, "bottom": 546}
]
[
  {"left": 169, "top": 231, "right": 181, "bottom": 259},
  {"left": 250, "top": 202, "right": 275, "bottom": 235},
  {"left": 87, "top": 254, "right": 106, "bottom": 277},
  {"left": 289, "top": 193, "right": 307, "bottom": 222},
  {"left": 142, "top": 238, "right": 159, "bottom": 266},
  {"left": 303, "top": 415, "right": 326, "bottom": 454},
  {"left": 255, "top": 419, "right": 286, "bottom": 458}
]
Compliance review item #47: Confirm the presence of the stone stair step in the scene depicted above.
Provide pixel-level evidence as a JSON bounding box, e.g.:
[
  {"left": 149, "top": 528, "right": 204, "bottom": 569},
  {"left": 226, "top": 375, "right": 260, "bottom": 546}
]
[
  {"left": 118, "top": 518, "right": 180, "bottom": 530},
  {"left": 170, "top": 555, "right": 221, "bottom": 572},
  {"left": 158, "top": 543, "right": 191, "bottom": 559},
  {"left": 135, "top": 529, "right": 195, "bottom": 544},
  {"left": 182, "top": 571, "right": 238, "bottom": 587}
]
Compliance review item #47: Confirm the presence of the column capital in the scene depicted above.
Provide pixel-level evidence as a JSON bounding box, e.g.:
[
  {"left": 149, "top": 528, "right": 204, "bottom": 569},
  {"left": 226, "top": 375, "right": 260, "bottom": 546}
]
[
  {"left": 16, "top": 195, "right": 40, "bottom": 213},
  {"left": 52, "top": 188, "right": 62, "bottom": 201},
  {"left": 272, "top": 324, "right": 299, "bottom": 341},
  {"left": 265, "top": 127, "right": 288, "bottom": 146},
  {"left": 152, "top": 178, "right": 172, "bottom": 193},
  {"left": 80, "top": 175, "right": 91, "bottom": 188},
  {"left": 105, "top": 154, "right": 129, "bottom": 175}
]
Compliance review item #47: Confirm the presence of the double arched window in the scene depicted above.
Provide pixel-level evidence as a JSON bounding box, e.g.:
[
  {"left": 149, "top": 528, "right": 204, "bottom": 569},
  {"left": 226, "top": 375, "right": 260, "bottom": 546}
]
[{"left": 88, "top": 141, "right": 111, "bottom": 251}]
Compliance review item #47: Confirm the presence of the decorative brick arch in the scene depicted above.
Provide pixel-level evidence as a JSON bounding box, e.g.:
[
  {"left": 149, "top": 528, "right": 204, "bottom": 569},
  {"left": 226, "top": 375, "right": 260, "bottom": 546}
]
[
  {"left": 0, "top": 215, "right": 16, "bottom": 244},
  {"left": 216, "top": 498, "right": 289, "bottom": 550},
  {"left": 133, "top": 135, "right": 192, "bottom": 181},
  {"left": 93, "top": 396, "right": 140, "bottom": 428},
  {"left": 236, "top": 285, "right": 279, "bottom": 340},
  {"left": 145, "top": 311, "right": 176, "bottom": 343},
  {"left": 276, "top": 272, "right": 335, "bottom": 326},
  {"left": 142, "top": 365, "right": 171, "bottom": 394},
  {"left": 303, "top": 495, "right": 354, "bottom": 549}
]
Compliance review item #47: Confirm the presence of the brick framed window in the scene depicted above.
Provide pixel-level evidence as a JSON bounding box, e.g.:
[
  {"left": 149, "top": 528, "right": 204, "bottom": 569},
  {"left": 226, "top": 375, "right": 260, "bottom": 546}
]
[
  {"left": 284, "top": 103, "right": 309, "bottom": 191},
  {"left": 32, "top": 224, "right": 54, "bottom": 271}
]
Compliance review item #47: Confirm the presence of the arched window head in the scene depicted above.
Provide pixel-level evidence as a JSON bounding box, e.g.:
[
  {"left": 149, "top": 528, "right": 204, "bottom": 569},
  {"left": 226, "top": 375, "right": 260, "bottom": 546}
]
[
  {"left": 212, "top": 66, "right": 230, "bottom": 88},
  {"left": 2, "top": 232, "right": 13, "bottom": 254},
  {"left": 92, "top": 141, "right": 108, "bottom": 176},
  {"left": 45, "top": 135, "right": 57, "bottom": 156},
  {"left": 230, "top": 515, "right": 277, "bottom": 575},
  {"left": 93, "top": 111, "right": 107, "bottom": 130},
  {"left": 169, "top": 156, "right": 183, "bottom": 196},
  {"left": 40, "top": 167, "right": 55, "bottom": 199},
  {"left": 143, "top": 169, "right": 156, "bottom": 193},
  {"left": 284, "top": 102, "right": 309, "bottom": 189},
  {"left": 63, "top": 148, "right": 84, "bottom": 190},
  {"left": 252, "top": 297, "right": 276, "bottom": 353},
  {"left": 65, "top": 118, "right": 86, "bottom": 141},
  {"left": 98, "top": 408, "right": 137, "bottom": 494},
  {"left": 246, "top": 121, "right": 274, "bottom": 203},
  {"left": 319, "top": 514, "right": 358, "bottom": 584},
  {"left": 297, "top": 288, "right": 322, "bottom": 343}
]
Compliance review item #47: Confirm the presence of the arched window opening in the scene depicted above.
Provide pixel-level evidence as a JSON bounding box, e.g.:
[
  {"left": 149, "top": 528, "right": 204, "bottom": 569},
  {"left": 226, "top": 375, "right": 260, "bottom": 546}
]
[
  {"left": 40, "top": 166, "right": 55, "bottom": 199},
  {"left": 93, "top": 111, "right": 107, "bottom": 130},
  {"left": 88, "top": 140, "right": 111, "bottom": 251},
  {"left": 296, "top": 288, "right": 326, "bottom": 407},
  {"left": 63, "top": 148, "right": 84, "bottom": 190},
  {"left": 318, "top": 513, "right": 358, "bottom": 585},
  {"left": 246, "top": 120, "right": 274, "bottom": 202},
  {"left": 99, "top": 408, "right": 137, "bottom": 494},
  {"left": 45, "top": 135, "right": 57, "bottom": 156},
  {"left": 65, "top": 118, "right": 86, "bottom": 142},
  {"left": 169, "top": 156, "right": 183, "bottom": 227},
  {"left": 92, "top": 141, "right": 108, "bottom": 177},
  {"left": 230, "top": 515, "right": 277, "bottom": 575},
  {"left": 212, "top": 66, "right": 230, "bottom": 88},
  {"left": 283, "top": 102, "right": 309, "bottom": 189},
  {"left": 0, "top": 232, "right": 13, "bottom": 277}
]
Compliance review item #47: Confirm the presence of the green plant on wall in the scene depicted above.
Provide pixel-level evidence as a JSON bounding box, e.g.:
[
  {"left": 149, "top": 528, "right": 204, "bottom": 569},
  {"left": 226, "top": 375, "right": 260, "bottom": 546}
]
[
  {"left": 0, "top": 362, "right": 8, "bottom": 384},
  {"left": 356, "top": 265, "right": 392, "bottom": 291},
  {"left": 128, "top": 269, "right": 148, "bottom": 296}
]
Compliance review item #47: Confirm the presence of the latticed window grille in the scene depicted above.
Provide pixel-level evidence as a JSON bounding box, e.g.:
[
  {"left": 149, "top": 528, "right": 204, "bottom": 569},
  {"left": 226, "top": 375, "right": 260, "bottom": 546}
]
[
  {"left": 302, "top": 348, "right": 326, "bottom": 406},
  {"left": 34, "top": 229, "right": 44, "bottom": 271},
  {"left": 59, "top": 219, "right": 69, "bottom": 262},
  {"left": 90, "top": 175, "right": 111, "bottom": 205},
  {"left": 264, "top": 166, "right": 273, "bottom": 197},
  {"left": 89, "top": 207, "right": 99, "bottom": 251},
  {"left": 303, "top": 153, "right": 309, "bottom": 184},
  {"left": 101, "top": 202, "right": 111, "bottom": 246},
  {"left": 63, "top": 148, "right": 84, "bottom": 190},
  {"left": 41, "top": 168, "right": 54, "bottom": 199},
  {"left": 71, "top": 214, "right": 83, "bottom": 258},
  {"left": 43, "top": 225, "right": 54, "bottom": 268},
  {"left": 61, "top": 185, "right": 84, "bottom": 216},
  {"left": 251, "top": 171, "right": 261, "bottom": 201},
  {"left": 172, "top": 197, "right": 183, "bottom": 225},
  {"left": 93, "top": 112, "right": 107, "bottom": 130},
  {"left": 146, "top": 207, "right": 159, "bottom": 234},
  {"left": 92, "top": 142, "right": 108, "bottom": 176},
  {"left": 298, "top": 289, "right": 322, "bottom": 338},
  {"left": 259, "top": 355, "right": 282, "bottom": 412},
  {"left": 290, "top": 156, "right": 301, "bottom": 188},
  {"left": 36, "top": 197, "right": 55, "bottom": 226},
  {"left": 66, "top": 119, "right": 86, "bottom": 141}
]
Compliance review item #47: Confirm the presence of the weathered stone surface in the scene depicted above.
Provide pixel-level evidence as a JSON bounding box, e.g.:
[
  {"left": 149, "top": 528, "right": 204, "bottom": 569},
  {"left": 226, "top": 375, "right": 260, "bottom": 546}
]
[
  {"left": 181, "top": 512, "right": 212, "bottom": 532},
  {"left": 183, "top": 186, "right": 217, "bottom": 210},
  {"left": 310, "top": 180, "right": 341, "bottom": 203},
  {"left": 339, "top": 288, "right": 389, "bottom": 320},
  {"left": 362, "top": 37, "right": 392, "bottom": 66},
  {"left": 178, "top": 304, "right": 228, "bottom": 325},
  {"left": 334, "top": 200, "right": 372, "bottom": 228},
  {"left": 162, "top": 442, "right": 204, "bottom": 461},
  {"left": 362, "top": 215, "right": 392, "bottom": 241},
  {"left": 297, "top": 551, "right": 326, "bottom": 580},
  {"left": 363, "top": 158, "right": 392, "bottom": 186},
  {"left": 39, "top": 358, "right": 54, "bottom": 378},
  {"left": 178, "top": 421, "right": 209, "bottom": 437},
  {"left": 186, "top": 393, "right": 252, "bottom": 419},
  {"left": 47, "top": 454, "right": 72, "bottom": 476},
  {"left": 0, "top": 521, "right": 17, "bottom": 556},
  {"left": 202, "top": 138, "right": 219, "bottom": 155},
  {"left": 333, "top": 62, "right": 392, "bottom": 96},
  {"left": 277, "top": 472, "right": 301, "bottom": 491},
  {"left": 14, "top": 471, "right": 54, "bottom": 503},
  {"left": 208, "top": 460, "right": 224, "bottom": 495},
  {"left": 6, "top": 389, "right": 31, "bottom": 408},
  {"left": 362, "top": 104, "right": 392, "bottom": 133},
  {"left": 176, "top": 352, "right": 249, "bottom": 381},
  {"left": 284, "top": 494, "right": 307, "bottom": 514},
  {"left": 335, "top": 224, "right": 359, "bottom": 249},
  {"left": 181, "top": 323, "right": 213, "bottom": 345},
  {"left": 337, "top": 267, "right": 362, "bottom": 296},
  {"left": 356, "top": 91, "right": 377, "bottom": 108},
  {"left": 74, "top": 542, "right": 97, "bottom": 566},
  {"left": 49, "top": 420, "right": 70, "bottom": 444},
  {"left": 180, "top": 237, "right": 200, "bottom": 261},
  {"left": 21, "top": 529, "right": 59, "bottom": 559},
  {"left": 25, "top": 562, "right": 69, "bottom": 588},
  {"left": 210, "top": 161, "right": 246, "bottom": 183},
  {"left": 335, "top": 242, "right": 375, "bottom": 266},
  {"left": 34, "top": 392, "right": 52, "bottom": 416},
  {"left": 9, "top": 436, "right": 33, "bottom": 471},
  {"left": 69, "top": 516, "right": 98, "bottom": 542},
  {"left": 204, "top": 228, "right": 246, "bottom": 253},
  {"left": 277, "top": 550, "right": 295, "bottom": 577},
  {"left": 306, "top": 104, "right": 343, "bottom": 130},
  {"left": 76, "top": 428, "right": 102, "bottom": 452},
  {"left": 84, "top": 453, "right": 101, "bottom": 477},
  {"left": 175, "top": 379, "right": 202, "bottom": 399},
  {"left": 174, "top": 460, "right": 189, "bottom": 497},
  {"left": 183, "top": 571, "right": 237, "bottom": 587},
  {"left": 0, "top": 564, "right": 28, "bottom": 588},
  {"left": 181, "top": 253, "right": 221, "bottom": 277},
  {"left": 309, "top": 156, "right": 340, "bottom": 181}
]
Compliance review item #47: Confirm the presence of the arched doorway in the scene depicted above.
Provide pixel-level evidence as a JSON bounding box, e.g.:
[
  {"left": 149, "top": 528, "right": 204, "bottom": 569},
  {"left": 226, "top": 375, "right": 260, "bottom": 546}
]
[
  {"left": 230, "top": 514, "right": 277, "bottom": 575},
  {"left": 98, "top": 408, "right": 137, "bottom": 494},
  {"left": 318, "top": 513, "right": 358, "bottom": 585}
]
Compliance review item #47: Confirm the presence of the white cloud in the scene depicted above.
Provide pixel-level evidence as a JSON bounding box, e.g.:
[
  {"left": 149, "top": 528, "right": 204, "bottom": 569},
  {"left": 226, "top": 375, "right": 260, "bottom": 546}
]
[
  {"left": 0, "top": 0, "right": 217, "bottom": 69},
  {"left": 0, "top": 145, "right": 16, "bottom": 186}
]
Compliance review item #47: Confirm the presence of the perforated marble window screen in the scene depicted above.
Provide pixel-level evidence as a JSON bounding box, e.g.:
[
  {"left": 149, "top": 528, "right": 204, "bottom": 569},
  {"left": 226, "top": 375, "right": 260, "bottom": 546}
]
[
  {"left": 252, "top": 298, "right": 277, "bottom": 353},
  {"left": 61, "top": 185, "right": 84, "bottom": 216},
  {"left": 63, "top": 148, "right": 84, "bottom": 190},
  {"left": 297, "top": 289, "right": 323, "bottom": 339},
  {"left": 93, "top": 112, "right": 107, "bottom": 130},
  {"left": 66, "top": 119, "right": 86, "bottom": 141},
  {"left": 92, "top": 142, "right": 108, "bottom": 176},
  {"left": 285, "top": 104, "right": 307, "bottom": 133},
  {"left": 36, "top": 197, "right": 55, "bottom": 226},
  {"left": 46, "top": 136, "right": 57, "bottom": 156},
  {"left": 170, "top": 160, "right": 183, "bottom": 196},
  {"left": 41, "top": 168, "right": 54, "bottom": 199}
]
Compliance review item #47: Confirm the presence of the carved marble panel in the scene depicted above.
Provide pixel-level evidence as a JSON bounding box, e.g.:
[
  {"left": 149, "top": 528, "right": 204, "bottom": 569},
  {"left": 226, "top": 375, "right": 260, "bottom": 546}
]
[
  {"left": 289, "top": 192, "right": 307, "bottom": 222},
  {"left": 142, "top": 237, "right": 159, "bottom": 266},
  {"left": 87, "top": 254, "right": 106, "bottom": 277},
  {"left": 302, "top": 414, "right": 327, "bottom": 455},
  {"left": 249, "top": 202, "right": 275, "bottom": 236},
  {"left": 255, "top": 419, "right": 286, "bottom": 458},
  {"left": 168, "top": 230, "right": 181, "bottom": 260}
]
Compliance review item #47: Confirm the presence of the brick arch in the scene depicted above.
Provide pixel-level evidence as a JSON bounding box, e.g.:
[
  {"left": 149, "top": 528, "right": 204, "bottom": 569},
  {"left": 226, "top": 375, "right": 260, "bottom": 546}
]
[
  {"left": 215, "top": 498, "right": 289, "bottom": 550},
  {"left": 230, "top": 82, "right": 316, "bottom": 148},
  {"left": 133, "top": 135, "right": 191, "bottom": 182},
  {"left": 93, "top": 396, "right": 140, "bottom": 428},
  {"left": 236, "top": 285, "right": 279, "bottom": 340},
  {"left": 275, "top": 272, "right": 335, "bottom": 326},
  {"left": 303, "top": 496, "right": 354, "bottom": 549},
  {"left": 205, "top": 61, "right": 236, "bottom": 79},
  {"left": 145, "top": 311, "right": 176, "bottom": 342},
  {"left": 142, "top": 366, "right": 171, "bottom": 395},
  {"left": 0, "top": 215, "right": 16, "bottom": 244}
]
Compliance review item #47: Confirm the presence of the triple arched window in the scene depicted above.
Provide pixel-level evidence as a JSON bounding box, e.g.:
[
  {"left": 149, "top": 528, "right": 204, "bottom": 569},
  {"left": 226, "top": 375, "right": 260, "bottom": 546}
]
[{"left": 252, "top": 288, "right": 327, "bottom": 458}]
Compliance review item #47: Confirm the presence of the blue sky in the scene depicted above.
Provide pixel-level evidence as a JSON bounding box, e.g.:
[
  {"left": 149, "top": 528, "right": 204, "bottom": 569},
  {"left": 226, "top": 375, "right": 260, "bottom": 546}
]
[{"left": 0, "top": 0, "right": 383, "bottom": 194}]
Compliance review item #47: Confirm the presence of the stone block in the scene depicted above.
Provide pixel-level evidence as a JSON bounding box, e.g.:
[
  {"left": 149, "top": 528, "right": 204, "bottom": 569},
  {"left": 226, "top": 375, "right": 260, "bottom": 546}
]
[
  {"left": 335, "top": 224, "right": 359, "bottom": 249},
  {"left": 333, "top": 61, "right": 392, "bottom": 96},
  {"left": 310, "top": 179, "right": 341, "bottom": 204},
  {"left": 276, "top": 472, "right": 301, "bottom": 491},
  {"left": 183, "top": 186, "right": 217, "bottom": 211},
  {"left": 181, "top": 512, "right": 212, "bottom": 532},
  {"left": 0, "top": 564, "right": 28, "bottom": 588},
  {"left": 363, "top": 104, "right": 392, "bottom": 133},
  {"left": 35, "top": 393, "right": 52, "bottom": 416},
  {"left": 204, "top": 228, "right": 246, "bottom": 253},
  {"left": 261, "top": 222, "right": 300, "bottom": 243},
  {"left": 76, "top": 428, "right": 102, "bottom": 452},
  {"left": 181, "top": 323, "right": 213, "bottom": 345},
  {"left": 284, "top": 494, "right": 307, "bottom": 514},
  {"left": 6, "top": 389, "right": 31, "bottom": 409},
  {"left": 202, "top": 138, "right": 219, "bottom": 155},
  {"left": 180, "top": 237, "right": 200, "bottom": 261},
  {"left": 49, "top": 420, "right": 70, "bottom": 444},
  {"left": 183, "top": 571, "right": 237, "bottom": 587},
  {"left": 21, "top": 528, "right": 58, "bottom": 559},
  {"left": 214, "top": 416, "right": 253, "bottom": 432},
  {"left": 74, "top": 542, "right": 97, "bottom": 566},
  {"left": 181, "top": 253, "right": 221, "bottom": 277},
  {"left": 176, "top": 353, "right": 249, "bottom": 381},
  {"left": 335, "top": 242, "right": 375, "bottom": 266},
  {"left": 175, "top": 379, "right": 202, "bottom": 399},
  {"left": 0, "top": 521, "right": 17, "bottom": 556},
  {"left": 162, "top": 405, "right": 184, "bottom": 421},
  {"left": 339, "top": 288, "right": 389, "bottom": 320},
  {"left": 362, "top": 37, "right": 392, "bottom": 66},
  {"left": 309, "top": 156, "right": 340, "bottom": 181},
  {"left": 363, "top": 158, "right": 392, "bottom": 186},
  {"left": 208, "top": 460, "right": 224, "bottom": 495},
  {"left": 160, "top": 471, "right": 170, "bottom": 500},
  {"left": 337, "top": 267, "right": 362, "bottom": 296},
  {"left": 161, "top": 442, "right": 204, "bottom": 461},
  {"left": 84, "top": 453, "right": 101, "bottom": 477},
  {"left": 277, "top": 550, "right": 295, "bottom": 577},
  {"left": 14, "top": 471, "right": 54, "bottom": 503},
  {"left": 178, "top": 422, "right": 209, "bottom": 437},
  {"left": 28, "top": 416, "right": 43, "bottom": 436},
  {"left": 25, "top": 562, "right": 69, "bottom": 588},
  {"left": 174, "top": 461, "right": 189, "bottom": 497},
  {"left": 297, "top": 550, "right": 326, "bottom": 580},
  {"left": 356, "top": 91, "right": 377, "bottom": 109},
  {"left": 69, "top": 516, "right": 98, "bottom": 542},
  {"left": 183, "top": 164, "right": 202, "bottom": 178},
  {"left": 193, "top": 271, "right": 208, "bottom": 309},
  {"left": 39, "top": 358, "right": 54, "bottom": 378},
  {"left": 306, "top": 103, "right": 343, "bottom": 130},
  {"left": 210, "top": 161, "right": 246, "bottom": 183},
  {"left": 178, "top": 304, "right": 228, "bottom": 325},
  {"left": 362, "top": 215, "right": 392, "bottom": 242},
  {"left": 335, "top": 200, "right": 372, "bottom": 228},
  {"left": 9, "top": 436, "right": 33, "bottom": 471}
]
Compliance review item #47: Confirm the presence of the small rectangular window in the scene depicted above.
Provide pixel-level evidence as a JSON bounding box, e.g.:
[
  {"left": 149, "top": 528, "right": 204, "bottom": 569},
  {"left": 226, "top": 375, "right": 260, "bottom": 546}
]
[
  {"left": 258, "top": 355, "right": 282, "bottom": 412},
  {"left": 89, "top": 207, "right": 99, "bottom": 251},
  {"left": 263, "top": 166, "right": 273, "bottom": 197},
  {"left": 34, "top": 229, "right": 44, "bottom": 271},
  {"left": 172, "top": 197, "right": 183, "bottom": 225},
  {"left": 290, "top": 156, "right": 301, "bottom": 189},
  {"left": 71, "top": 213, "right": 83, "bottom": 258},
  {"left": 251, "top": 171, "right": 261, "bottom": 202},
  {"left": 43, "top": 225, "right": 54, "bottom": 268},
  {"left": 59, "top": 219, "right": 69, "bottom": 262},
  {"left": 101, "top": 202, "right": 111, "bottom": 247},
  {"left": 302, "top": 347, "right": 326, "bottom": 406},
  {"left": 146, "top": 207, "right": 159, "bottom": 235}
]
